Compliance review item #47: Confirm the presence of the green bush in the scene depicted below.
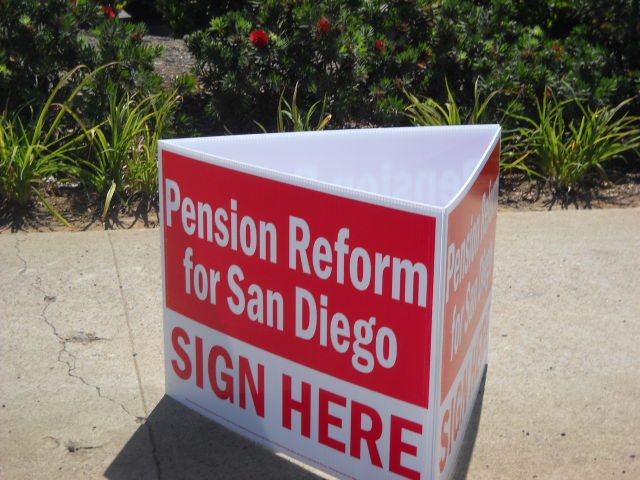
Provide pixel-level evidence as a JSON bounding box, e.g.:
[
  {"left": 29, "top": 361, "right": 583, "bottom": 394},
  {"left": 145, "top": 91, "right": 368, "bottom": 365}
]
[
  {"left": 449, "top": 0, "right": 639, "bottom": 113},
  {"left": 187, "top": 1, "right": 443, "bottom": 132},
  {"left": 404, "top": 79, "right": 498, "bottom": 127},
  {"left": 505, "top": 93, "right": 640, "bottom": 190},
  {"left": 79, "top": 19, "right": 163, "bottom": 127},
  {"left": 0, "top": 0, "right": 92, "bottom": 111},
  {"left": 0, "top": 65, "right": 97, "bottom": 223},
  {"left": 2, "top": 0, "right": 638, "bottom": 224},
  {"left": 0, "top": 1, "right": 175, "bottom": 223},
  {"left": 89, "top": 20, "right": 162, "bottom": 93},
  {"left": 1, "top": 0, "right": 162, "bottom": 117},
  {"left": 154, "top": 0, "right": 249, "bottom": 36},
  {"left": 0, "top": 61, "right": 179, "bottom": 222},
  {"left": 186, "top": 0, "right": 639, "bottom": 133},
  {"left": 256, "top": 82, "right": 331, "bottom": 133},
  {"left": 78, "top": 85, "right": 179, "bottom": 219}
]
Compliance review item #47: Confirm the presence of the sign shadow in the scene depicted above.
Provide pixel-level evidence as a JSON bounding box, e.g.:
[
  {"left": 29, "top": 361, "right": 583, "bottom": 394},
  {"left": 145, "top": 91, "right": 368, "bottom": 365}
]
[
  {"left": 450, "top": 366, "right": 487, "bottom": 480},
  {"left": 104, "top": 395, "right": 324, "bottom": 480}
]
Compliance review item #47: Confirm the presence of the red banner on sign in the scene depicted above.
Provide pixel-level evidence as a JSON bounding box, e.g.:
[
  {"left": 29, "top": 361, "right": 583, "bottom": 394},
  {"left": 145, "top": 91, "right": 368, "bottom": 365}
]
[{"left": 162, "top": 151, "right": 437, "bottom": 408}]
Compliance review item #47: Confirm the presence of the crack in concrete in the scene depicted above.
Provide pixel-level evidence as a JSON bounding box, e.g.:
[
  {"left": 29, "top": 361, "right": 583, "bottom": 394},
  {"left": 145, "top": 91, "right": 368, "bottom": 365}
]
[
  {"left": 14, "top": 237, "right": 142, "bottom": 424},
  {"left": 14, "top": 235, "right": 28, "bottom": 275},
  {"left": 107, "top": 231, "right": 162, "bottom": 480},
  {"left": 16, "top": 233, "right": 161, "bottom": 478},
  {"left": 66, "top": 440, "right": 105, "bottom": 453},
  {"left": 32, "top": 275, "right": 139, "bottom": 419},
  {"left": 63, "top": 331, "right": 109, "bottom": 345}
]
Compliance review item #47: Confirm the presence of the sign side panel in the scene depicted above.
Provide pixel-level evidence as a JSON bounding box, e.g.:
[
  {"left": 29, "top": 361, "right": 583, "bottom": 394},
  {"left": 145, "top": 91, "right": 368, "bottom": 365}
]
[
  {"left": 436, "top": 301, "right": 491, "bottom": 480},
  {"left": 436, "top": 143, "right": 500, "bottom": 478}
]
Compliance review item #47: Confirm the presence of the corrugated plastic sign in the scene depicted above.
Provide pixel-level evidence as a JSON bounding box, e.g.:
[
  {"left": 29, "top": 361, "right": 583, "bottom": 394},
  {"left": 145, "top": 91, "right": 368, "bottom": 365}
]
[{"left": 159, "top": 125, "right": 500, "bottom": 480}]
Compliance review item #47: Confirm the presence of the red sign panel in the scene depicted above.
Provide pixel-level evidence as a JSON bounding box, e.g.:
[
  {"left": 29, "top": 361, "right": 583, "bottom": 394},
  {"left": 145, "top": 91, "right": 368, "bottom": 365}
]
[
  {"left": 163, "top": 151, "right": 437, "bottom": 408},
  {"left": 440, "top": 145, "right": 499, "bottom": 402}
]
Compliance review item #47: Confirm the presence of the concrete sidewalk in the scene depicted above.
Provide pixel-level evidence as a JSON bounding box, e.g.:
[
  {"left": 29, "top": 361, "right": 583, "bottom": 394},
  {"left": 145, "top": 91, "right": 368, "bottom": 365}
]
[{"left": 1, "top": 209, "right": 638, "bottom": 479}]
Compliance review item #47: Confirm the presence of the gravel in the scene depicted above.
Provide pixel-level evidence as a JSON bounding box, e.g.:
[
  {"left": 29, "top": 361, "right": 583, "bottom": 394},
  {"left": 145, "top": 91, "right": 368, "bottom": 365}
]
[{"left": 145, "top": 34, "right": 196, "bottom": 84}]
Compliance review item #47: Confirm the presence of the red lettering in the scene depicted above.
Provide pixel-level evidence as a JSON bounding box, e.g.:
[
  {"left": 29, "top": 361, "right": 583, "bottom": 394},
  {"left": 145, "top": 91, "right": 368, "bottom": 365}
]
[
  {"left": 282, "top": 374, "right": 311, "bottom": 438},
  {"left": 318, "top": 389, "right": 346, "bottom": 453},
  {"left": 239, "top": 356, "right": 264, "bottom": 417},
  {"left": 171, "top": 327, "right": 191, "bottom": 380},
  {"left": 208, "top": 345, "right": 234, "bottom": 402},
  {"left": 350, "top": 400, "right": 383, "bottom": 467},
  {"left": 453, "top": 386, "right": 461, "bottom": 442},
  {"left": 389, "top": 415, "right": 422, "bottom": 480},
  {"left": 439, "top": 409, "right": 450, "bottom": 473},
  {"left": 170, "top": 328, "right": 268, "bottom": 419},
  {"left": 195, "top": 335, "right": 204, "bottom": 388}
]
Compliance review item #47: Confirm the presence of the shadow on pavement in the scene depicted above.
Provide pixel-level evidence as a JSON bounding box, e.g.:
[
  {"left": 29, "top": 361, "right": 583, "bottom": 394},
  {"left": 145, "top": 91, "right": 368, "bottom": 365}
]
[
  {"left": 105, "top": 395, "right": 322, "bottom": 480},
  {"left": 106, "top": 371, "right": 485, "bottom": 480}
]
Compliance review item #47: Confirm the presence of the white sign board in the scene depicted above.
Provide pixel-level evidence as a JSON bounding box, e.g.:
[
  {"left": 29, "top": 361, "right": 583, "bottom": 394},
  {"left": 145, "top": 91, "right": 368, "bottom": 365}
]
[{"left": 159, "top": 125, "right": 500, "bottom": 479}]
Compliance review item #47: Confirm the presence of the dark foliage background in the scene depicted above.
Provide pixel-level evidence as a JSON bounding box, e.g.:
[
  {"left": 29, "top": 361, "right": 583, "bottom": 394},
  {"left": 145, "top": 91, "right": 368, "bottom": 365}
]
[{"left": 155, "top": 0, "right": 640, "bottom": 132}]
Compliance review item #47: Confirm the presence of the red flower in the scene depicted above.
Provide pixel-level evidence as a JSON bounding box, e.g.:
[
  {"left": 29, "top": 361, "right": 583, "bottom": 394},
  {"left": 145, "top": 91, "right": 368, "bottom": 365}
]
[
  {"left": 318, "top": 17, "right": 331, "bottom": 33},
  {"left": 374, "top": 38, "right": 386, "bottom": 53},
  {"left": 102, "top": 5, "right": 117, "bottom": 19},
  {"left": 249, "top": 29, "right": 269, "bottom": 48}
]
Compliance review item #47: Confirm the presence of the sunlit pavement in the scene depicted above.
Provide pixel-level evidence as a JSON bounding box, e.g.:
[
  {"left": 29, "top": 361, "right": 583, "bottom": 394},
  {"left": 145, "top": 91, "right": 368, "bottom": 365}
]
[{"left": 1, "top": 208, "right": 638, "bottom": 479}]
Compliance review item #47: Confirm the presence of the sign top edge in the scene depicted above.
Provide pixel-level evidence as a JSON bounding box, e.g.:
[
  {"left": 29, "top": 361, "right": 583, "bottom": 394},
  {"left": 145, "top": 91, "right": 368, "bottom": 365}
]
[
  {"left": 160, "top": 124, "right": 501, "bottom": 146},
  {"left": 159, "top": 125, "right": 501, "bottom": 211}
]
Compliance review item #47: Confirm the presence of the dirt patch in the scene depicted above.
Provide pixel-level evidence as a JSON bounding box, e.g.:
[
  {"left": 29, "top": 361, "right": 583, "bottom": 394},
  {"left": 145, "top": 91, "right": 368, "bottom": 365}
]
[
  {"left": 499, "top": 172, "right": 640, "bottom": 211},
  {"left": 145, "top": 34, "right": 195, "bottom": 85},
  {"left": 0, "top": 187, "right": 159, "bottom": 233}
]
